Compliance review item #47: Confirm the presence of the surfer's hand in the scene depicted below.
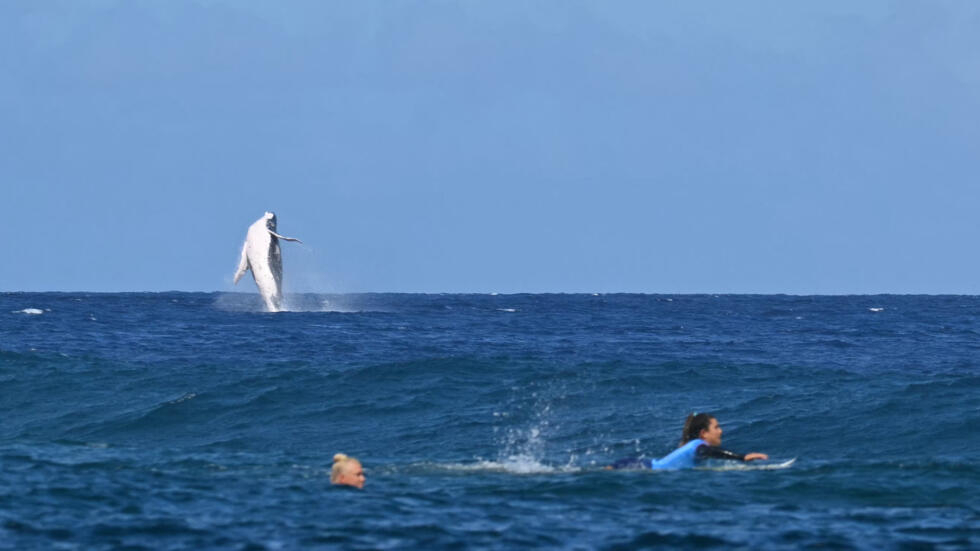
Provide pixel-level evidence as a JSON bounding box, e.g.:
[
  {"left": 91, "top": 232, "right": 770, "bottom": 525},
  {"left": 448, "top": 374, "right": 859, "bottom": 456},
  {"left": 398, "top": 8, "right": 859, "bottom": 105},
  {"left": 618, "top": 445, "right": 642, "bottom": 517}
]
[{"left": 744, "top": 453, "right": 768, "bottom": 461}]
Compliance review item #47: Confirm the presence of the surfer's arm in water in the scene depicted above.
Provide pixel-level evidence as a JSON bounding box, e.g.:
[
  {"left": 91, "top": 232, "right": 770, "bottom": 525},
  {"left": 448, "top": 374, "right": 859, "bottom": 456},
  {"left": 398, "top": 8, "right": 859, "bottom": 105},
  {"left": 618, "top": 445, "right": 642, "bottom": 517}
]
[{"left": 696, "top": 445, "right": 767, "bottom": 462}]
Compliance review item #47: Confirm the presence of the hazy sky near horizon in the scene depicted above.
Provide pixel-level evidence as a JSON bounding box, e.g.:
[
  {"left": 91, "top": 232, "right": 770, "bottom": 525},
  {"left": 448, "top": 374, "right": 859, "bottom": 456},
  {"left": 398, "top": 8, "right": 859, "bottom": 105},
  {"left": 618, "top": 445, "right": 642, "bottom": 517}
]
[{"left": 3, "top": 1, "right": 978, "bottom": 294}]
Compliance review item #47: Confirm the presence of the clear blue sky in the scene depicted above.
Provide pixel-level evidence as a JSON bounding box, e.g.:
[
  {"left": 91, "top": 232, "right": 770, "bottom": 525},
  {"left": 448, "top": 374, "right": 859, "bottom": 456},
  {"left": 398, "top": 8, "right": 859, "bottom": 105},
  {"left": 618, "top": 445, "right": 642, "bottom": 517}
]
[{"left": 3, "top": 1, "right": 978, "bottom": 294}]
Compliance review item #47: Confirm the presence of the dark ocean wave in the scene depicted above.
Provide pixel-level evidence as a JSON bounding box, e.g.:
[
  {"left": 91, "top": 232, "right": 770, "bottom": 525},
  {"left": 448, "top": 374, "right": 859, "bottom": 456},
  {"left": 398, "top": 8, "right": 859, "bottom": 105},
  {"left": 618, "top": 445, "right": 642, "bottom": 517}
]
[{"left": 2, "top": 293, "right": 979, "bottom": 549}]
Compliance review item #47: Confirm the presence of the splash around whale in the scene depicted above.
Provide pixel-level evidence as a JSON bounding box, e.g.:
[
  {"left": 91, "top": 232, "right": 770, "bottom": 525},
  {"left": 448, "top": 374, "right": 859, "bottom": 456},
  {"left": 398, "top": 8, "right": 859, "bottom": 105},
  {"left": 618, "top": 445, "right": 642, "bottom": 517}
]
[{"left": 233, "top": 212, "right": 302, "bottom": 312}]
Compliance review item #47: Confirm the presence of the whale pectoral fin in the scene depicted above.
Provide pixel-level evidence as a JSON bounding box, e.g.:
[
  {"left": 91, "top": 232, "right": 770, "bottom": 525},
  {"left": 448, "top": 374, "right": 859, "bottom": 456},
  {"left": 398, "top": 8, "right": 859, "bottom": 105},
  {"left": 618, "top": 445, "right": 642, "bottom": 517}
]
[
  {"left": 233, "top": 262, "right": 250, "bottom": 284},
  {"left": 233, "top": 243, "right": 250, "bottom": 284},
  {"left": 268, "top": 230, "right": 302, "bottom": 244}
]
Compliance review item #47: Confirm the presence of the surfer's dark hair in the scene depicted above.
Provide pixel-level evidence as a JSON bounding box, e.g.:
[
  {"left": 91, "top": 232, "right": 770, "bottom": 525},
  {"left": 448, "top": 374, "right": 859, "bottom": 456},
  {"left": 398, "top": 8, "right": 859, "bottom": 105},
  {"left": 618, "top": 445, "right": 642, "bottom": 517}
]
[{"left": 680, "top": 412, "right": 715, "bottom": 447}]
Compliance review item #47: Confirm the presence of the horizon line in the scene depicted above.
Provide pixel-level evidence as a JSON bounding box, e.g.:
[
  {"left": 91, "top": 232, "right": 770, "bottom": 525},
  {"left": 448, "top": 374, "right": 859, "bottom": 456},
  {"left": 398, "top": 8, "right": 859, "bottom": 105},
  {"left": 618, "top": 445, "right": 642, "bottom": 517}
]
[{"left": 3, "top": 290, "right": 978, "bottom": 298}]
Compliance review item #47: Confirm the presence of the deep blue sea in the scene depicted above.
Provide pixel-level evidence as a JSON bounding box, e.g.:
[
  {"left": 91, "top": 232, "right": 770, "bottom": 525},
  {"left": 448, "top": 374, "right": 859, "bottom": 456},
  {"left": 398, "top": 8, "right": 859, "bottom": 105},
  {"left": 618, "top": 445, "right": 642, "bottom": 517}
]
[{"left": 1, "top": 293, "right": 978, "bottom": 549}]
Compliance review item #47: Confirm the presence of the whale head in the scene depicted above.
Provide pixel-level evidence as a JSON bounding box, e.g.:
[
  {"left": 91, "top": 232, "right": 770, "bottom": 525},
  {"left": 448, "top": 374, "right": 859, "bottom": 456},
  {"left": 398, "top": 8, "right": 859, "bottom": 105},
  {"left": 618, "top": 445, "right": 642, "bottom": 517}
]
[{"left": 263, "top": 211, "right": 277, "bottom": 231}]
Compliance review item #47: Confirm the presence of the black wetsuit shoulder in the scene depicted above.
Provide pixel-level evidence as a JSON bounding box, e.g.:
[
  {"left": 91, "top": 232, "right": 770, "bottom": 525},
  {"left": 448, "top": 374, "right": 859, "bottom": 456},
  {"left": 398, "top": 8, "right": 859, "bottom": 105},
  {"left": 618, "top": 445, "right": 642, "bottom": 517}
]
[{"left": 695, "top": 444, "right": 746, "bottom": 461}]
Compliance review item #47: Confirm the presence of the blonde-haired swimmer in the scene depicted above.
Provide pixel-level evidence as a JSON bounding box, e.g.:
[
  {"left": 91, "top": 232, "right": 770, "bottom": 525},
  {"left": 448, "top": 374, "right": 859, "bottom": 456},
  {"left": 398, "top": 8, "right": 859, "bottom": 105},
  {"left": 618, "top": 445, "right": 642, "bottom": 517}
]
[{"left": 331, "top": 453, "right": 365, "bottom": 489}]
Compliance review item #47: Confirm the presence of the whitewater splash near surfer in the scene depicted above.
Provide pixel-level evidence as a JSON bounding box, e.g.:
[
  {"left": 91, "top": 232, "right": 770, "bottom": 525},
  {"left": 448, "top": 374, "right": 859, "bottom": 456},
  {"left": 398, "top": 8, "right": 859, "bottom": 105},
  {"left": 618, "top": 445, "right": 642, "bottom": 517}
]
[{"left": 233, "top": 211, "right": 302, "bottom": 312}]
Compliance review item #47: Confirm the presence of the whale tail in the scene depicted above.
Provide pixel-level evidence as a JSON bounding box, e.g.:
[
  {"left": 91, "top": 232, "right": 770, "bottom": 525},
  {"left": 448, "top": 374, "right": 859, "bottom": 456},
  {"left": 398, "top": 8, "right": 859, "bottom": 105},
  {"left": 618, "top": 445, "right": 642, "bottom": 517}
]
[{"left": 233, "top": 241, "right": 249, "bottom": 284}]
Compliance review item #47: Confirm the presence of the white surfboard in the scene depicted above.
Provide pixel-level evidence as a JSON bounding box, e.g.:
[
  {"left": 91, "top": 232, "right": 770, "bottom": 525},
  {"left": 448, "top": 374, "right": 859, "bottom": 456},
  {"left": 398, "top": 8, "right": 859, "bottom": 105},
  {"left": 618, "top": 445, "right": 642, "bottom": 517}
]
[{"left": 697, "top": 458, "right": 796, "bottom": 471}]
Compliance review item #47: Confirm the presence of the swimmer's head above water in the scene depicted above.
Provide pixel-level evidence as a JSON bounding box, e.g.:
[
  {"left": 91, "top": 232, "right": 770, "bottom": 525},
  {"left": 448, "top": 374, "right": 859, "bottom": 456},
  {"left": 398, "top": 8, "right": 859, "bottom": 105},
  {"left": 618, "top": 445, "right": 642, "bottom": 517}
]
[
  {"left": 679, "top": 412, "right": 768, "bottom": 462},
  {"left": 331, "top": 453, "right": 365, "bottom": 489},
  {"left": 680, "top": 412, "right": 723, "bottom": 447}
]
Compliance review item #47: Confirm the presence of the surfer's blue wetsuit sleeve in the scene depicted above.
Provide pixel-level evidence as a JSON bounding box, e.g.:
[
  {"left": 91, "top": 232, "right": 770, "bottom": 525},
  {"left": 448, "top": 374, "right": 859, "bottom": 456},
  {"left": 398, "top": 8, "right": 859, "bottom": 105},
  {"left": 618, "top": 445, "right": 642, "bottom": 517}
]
[{"left": 695, "top": 445, "right": 745, "bottom": 462}]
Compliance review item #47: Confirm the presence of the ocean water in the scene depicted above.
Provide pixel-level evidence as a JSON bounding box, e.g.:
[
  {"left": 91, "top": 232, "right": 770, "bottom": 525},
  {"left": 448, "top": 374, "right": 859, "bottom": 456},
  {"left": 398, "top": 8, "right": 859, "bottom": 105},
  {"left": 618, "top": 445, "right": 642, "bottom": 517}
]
[{"left": 1, "top": 292, "right": 978, "bottom": 550}]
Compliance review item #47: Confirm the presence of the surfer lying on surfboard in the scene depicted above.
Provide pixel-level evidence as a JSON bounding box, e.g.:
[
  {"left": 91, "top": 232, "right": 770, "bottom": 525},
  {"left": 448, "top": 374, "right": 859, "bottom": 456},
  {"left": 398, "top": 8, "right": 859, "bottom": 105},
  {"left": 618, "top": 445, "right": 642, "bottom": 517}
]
[{"left": 608, "top": 412, "right": 768, "bottom": 470}]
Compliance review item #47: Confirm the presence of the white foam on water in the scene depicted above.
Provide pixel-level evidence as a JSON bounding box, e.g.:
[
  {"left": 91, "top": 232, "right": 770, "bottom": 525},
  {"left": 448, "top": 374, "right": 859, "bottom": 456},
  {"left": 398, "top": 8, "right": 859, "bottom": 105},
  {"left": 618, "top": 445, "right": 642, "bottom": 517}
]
[
  {"left": 315, "top": 298, "right": 365, "bottom": 313},
  {"left": 169, "top": 392, "right": 197, "bottom": 405},
  {"left": 280, "top": 295, "right": 364, "bottom": 313},
  {"left": 214, "top": 293, "right": 368, "bottom": 313},
  {"left": 497, "top": 308, "right": 517, "bottom": 313},
  {"left": 13, "top": 308, "right": 44, "bottom": 315},
  {"left": 419, "top": 458, "right": 580, "bottom": 475},
  {"left": 485, "top": 398, "right": 583, "bottom": 474},
  {"left": 500, "top": 419, "right": 548, "bottom": 465}
]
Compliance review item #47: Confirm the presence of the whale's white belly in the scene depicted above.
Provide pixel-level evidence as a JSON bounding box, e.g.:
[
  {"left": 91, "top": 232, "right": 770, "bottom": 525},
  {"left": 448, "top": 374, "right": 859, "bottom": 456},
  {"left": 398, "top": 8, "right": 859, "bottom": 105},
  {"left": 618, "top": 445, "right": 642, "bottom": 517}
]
[
  {"left": 243, "top": 220, "right": 283, "bottom": 312},
  {"left": 234, "top": 212, "right": 300, "bottom": 313}
]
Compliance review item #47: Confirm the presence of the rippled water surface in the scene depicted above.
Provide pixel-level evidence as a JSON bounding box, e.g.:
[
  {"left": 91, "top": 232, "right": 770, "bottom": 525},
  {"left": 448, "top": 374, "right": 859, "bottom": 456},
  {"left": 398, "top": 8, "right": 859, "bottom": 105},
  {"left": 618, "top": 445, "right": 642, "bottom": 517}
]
[{"left": 1, "top": 293, "right": 978, "bottom": 549}]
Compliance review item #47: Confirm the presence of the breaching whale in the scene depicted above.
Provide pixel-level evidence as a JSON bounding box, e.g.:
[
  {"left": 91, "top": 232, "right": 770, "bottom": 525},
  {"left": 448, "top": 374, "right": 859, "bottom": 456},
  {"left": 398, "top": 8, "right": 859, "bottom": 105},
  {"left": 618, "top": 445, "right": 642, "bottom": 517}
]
[{"left": 233, "top": 212, "right": 302, "bottom": 312}]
